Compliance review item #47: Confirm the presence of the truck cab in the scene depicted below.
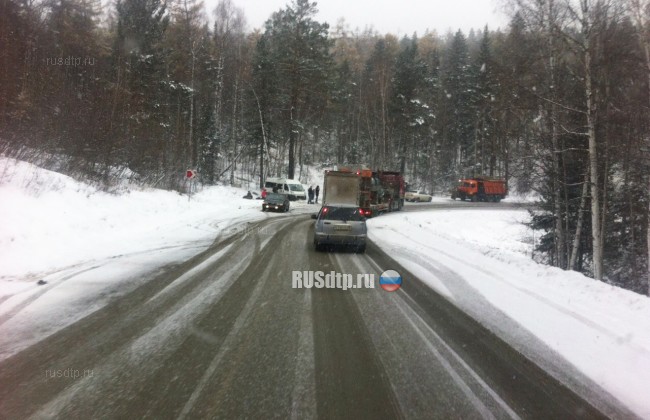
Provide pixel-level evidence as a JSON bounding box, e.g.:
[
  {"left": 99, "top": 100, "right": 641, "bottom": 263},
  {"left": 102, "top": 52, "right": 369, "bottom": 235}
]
[{"left": 452, "top": 180, "right": 478, "bottom": 201}]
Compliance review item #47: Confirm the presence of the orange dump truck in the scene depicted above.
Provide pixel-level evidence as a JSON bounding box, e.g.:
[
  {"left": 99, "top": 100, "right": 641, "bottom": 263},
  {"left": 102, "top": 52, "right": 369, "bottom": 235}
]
[{"left": 451, "top": 177, "right": 507, "bottom": 202}]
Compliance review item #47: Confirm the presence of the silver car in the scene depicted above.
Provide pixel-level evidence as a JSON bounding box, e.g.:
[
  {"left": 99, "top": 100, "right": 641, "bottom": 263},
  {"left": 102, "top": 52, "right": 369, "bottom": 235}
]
[{"left": 311, "top": 204, "right": 367, "bottom": 253}]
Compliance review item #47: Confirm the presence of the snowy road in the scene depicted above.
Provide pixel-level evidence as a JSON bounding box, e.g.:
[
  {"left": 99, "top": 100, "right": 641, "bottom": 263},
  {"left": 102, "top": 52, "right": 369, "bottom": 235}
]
[{"left": 0, "top": 212, "right": 631, "bottom": 419}]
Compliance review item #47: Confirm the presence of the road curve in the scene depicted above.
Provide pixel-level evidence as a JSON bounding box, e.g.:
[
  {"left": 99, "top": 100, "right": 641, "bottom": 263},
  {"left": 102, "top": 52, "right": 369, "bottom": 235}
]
[
  {"left": 402, "top": 199, "right": 535, "bottom": 212},
  {"left": 0, "top": 213, "right": 634, "bottom": 419}
]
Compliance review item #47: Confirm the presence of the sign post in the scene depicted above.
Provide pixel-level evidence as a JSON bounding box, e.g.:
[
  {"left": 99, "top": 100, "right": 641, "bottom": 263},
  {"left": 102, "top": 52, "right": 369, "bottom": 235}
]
[{"left": 186, "top": 169, "right": 197, "bottom": 202}]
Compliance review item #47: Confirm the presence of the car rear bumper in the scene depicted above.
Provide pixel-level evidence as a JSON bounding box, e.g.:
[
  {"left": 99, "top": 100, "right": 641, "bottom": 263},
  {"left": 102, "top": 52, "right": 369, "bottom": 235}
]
[{"left": 314, "top": 233, "right": 366, "bottom": 245}]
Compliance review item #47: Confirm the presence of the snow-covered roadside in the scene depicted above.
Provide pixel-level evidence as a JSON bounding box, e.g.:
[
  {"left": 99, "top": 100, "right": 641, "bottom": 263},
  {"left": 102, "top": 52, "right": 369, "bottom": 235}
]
[
  {"left": 368, "top": 209, "right": 650, "bottom": 418},
  {"left": 0, "top": 157, "right": 308, "bottom": 360},
  {"left": 0, "top": 157, "right": 270, "bottom": 283}
]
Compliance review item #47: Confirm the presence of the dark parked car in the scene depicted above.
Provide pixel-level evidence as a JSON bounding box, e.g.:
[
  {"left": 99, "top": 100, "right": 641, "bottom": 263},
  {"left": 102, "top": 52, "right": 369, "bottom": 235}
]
[
  {"left": 262, "top": 193, "right": 290, "bottom": 212},
  {"left": 311, "top": 204, "right": 367, "bottom": 253}
]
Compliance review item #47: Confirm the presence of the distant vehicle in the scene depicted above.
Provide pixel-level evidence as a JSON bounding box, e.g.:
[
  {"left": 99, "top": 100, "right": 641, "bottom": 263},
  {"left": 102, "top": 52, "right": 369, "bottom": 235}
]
[
  {"left": 311, "top": 204, "right": 367, "bottom": 253},
  {"left": 262, "top": 193, "right": 290, "bottom": 212},
  {"left": 405, "top": 191, "right": 433, "bottom": 202},
  {"left": 322, "top": 166, "right": 405, "bottom": 217},
  {"left": 264, "top": 178, "right": 306, "bottom": 201},
  {"left": 404, "top": 190, "right": 418, "bottom": 201},
  {"left": 451, "top": 177, "right": 507, "bottom": 202}
]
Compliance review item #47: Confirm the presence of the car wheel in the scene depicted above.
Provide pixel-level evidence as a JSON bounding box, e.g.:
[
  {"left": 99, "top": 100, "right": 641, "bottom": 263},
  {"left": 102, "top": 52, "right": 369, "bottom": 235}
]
[{"left": 356, "top": 244, "right": 366, "bottom": 253}]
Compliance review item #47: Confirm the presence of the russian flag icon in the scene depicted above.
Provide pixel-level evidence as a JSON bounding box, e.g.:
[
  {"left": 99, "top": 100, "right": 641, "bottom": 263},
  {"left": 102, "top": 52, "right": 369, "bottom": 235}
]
[{"left": 379, "top": 270, "right": 402, "bottom": 292}]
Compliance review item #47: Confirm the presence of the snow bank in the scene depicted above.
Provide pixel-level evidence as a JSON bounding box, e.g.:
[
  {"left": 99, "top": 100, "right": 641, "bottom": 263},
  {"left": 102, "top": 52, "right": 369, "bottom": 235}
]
[
  {"left": 368, "top": 209, "right": 650, "bottom": 418},
  {"left": 0, "top": 157, "right": 320, "bottom": 360},
  {"left": 0, "top": 157, "right": 265, "bottom": 283}
]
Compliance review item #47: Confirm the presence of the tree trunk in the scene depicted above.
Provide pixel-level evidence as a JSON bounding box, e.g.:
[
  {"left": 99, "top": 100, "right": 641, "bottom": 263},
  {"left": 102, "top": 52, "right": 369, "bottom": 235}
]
[
  {"left": 380, "top": 69, "right": 388, "bottom": 167},
  {"left": 250, "top": 84, "right": 269, "bottom": 188},
  {"left": 230, "top": 72, "right": 239, "bottom": 185},
  {"left": 570, "top": 169, "right": 590, "bottom": 270},
  {"left": 583, "top": 2, "right": 603, "bottom": 280},
  {"left": 631, "top": 0, "right": 650, "bottom": 294},
  {"left": 288, "top": 101, "right": 297, "bottom": 179},
  {"left": 189, "top": 42, "right": 196, "bottom": 167},
  {"left": 546, "top": 0, "right": 567, "bottom": 269}
]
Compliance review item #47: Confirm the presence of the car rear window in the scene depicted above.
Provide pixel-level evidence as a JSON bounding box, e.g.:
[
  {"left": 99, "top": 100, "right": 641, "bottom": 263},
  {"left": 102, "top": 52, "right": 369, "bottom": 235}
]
[{"left": 320, "top": 207, "right": 364, "bottom": 221}]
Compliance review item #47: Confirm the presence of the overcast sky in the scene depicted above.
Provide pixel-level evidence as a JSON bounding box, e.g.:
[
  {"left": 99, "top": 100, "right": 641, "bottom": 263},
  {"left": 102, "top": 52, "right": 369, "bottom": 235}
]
[{"left": 203, "top": 0, "right": 510, "bottom": 36}]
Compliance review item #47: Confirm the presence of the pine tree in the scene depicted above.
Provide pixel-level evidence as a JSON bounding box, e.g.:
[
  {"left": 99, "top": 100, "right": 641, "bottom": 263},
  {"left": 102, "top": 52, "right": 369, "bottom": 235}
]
[
  {"left": 330, "top": 59, "right": 357, "bottom": 164},
  {"left": 440, "top": 30, "right": 474, "bottom": 181},
  {"left": 471, "top": 27, "right": 496, "bottom": 176},
  {"left": 362, "top": 36, "right": 398, "bottom": 167},
  {"left": 46, "top": 0, "right": 103, "bottom": 157},
  {"left": 254, "top": 0, "right": 332, "bottom": 179},
  {"left": 113, "top": 0, "right": 170, "bottom": 174},
  {"left": 390, "top": 35, "right": 426, "bottom": 174},
  {"left": 421, "top": 46, "right": 442, "bottom": 192}
]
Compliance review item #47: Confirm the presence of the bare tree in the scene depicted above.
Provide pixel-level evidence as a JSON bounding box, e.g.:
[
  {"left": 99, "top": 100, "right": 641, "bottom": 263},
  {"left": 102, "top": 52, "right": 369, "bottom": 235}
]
[
  {"left": 630, "top": 0, "right": 650, "bottom": 295},
  {"left": 513, "top": 0, "right": 569, "bottom": 268}
]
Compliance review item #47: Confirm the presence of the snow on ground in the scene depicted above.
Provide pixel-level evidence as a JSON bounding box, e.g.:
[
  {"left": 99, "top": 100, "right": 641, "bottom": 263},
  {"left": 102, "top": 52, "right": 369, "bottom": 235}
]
[
  {"left": 0, "top": 157, "right": 314, "bottom": 359},
  {"left": 368, "top": 208, "right": 650, "bottom": 418},
  {"left": 2, "top": 156, "right": 648, "bottom": 416},
  {"left": 0, "top": 157, "right": 268, "bottom": 282},
  {"left": 502, "top": 191, "right": 540, "bottom": 203}
]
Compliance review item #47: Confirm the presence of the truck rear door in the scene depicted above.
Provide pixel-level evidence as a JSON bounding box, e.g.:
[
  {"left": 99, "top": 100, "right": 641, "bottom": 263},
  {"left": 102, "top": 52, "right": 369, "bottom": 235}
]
[{"left": 323, "top": 173, "right": 360, "bottom": 206}]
